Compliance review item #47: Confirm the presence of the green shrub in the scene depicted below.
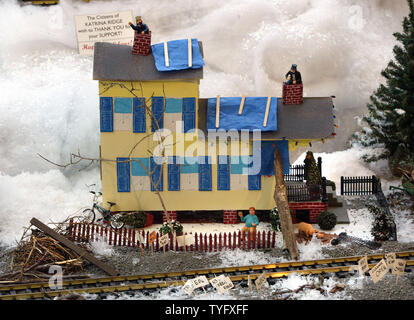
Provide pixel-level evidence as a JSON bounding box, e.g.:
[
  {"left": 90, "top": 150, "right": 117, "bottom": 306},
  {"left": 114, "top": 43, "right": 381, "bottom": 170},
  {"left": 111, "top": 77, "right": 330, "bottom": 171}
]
[
  {"left": 317, "top": 211, "right": 337, "bottom": 230},
  {"left": 159, "top": 220, "right": 183, "bottom": 236},
  {"left": 117, "top": 211, "right": 147, "bottom": 228},
  {"left": 270, "top": 207, "right": 281, "bottom": 231}
]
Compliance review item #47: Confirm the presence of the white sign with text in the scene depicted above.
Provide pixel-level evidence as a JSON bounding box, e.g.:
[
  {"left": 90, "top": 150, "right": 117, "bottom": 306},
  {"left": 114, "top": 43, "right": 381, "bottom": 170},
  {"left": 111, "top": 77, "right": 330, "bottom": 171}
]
[{"left": 74, "top": 11, "right": 134, "bottom": 55}]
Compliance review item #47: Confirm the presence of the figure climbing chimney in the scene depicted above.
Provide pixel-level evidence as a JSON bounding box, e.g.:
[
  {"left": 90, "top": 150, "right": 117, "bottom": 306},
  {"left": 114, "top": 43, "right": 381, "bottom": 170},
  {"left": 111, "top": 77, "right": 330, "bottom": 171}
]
[
  {"left": 283, "top": 64, "right": 303, "bottom": 105},
  {"left": 129, "top": 16, "right": 151, "bottom": 55}
]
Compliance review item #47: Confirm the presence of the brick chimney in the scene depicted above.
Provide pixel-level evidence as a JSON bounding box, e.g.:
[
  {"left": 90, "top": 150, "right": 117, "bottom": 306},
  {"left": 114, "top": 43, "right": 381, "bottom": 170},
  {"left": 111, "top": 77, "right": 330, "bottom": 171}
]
[
  {"left": 132, "top": 31, "right": 151, "bottom": 56},
  {"left": 282, "top": 83, "right": 303, "bottom": 105}
]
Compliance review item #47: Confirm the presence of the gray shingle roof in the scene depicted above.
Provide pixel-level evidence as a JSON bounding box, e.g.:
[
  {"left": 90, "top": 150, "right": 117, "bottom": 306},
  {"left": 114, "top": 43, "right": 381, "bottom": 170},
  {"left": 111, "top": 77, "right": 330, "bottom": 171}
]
[
  {"left": 198, "top": 97, "right": 335, "bottom": 140},
  {"left": 93, "top": 42, "right": 204, "bottom": 82}
]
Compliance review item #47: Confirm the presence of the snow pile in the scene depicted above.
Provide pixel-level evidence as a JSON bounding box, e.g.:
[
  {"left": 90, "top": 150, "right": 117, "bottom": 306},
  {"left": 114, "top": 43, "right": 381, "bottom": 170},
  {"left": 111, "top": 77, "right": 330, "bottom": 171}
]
[
  {"left": 0, "top": 168, "right": 100, "bottom": 246},
  {"left": 90, "top": 235, "right": 114, "bottom": 258},
  {"left": 393, "top": 208, "right": 414, "bottom": 243}
]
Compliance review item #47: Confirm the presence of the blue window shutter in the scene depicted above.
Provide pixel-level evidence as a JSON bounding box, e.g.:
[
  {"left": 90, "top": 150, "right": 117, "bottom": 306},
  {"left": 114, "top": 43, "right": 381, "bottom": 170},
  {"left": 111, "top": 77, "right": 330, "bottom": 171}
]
[
  {"left": 116, "top": 157, "right": 130, "bottom": 192},
  {"left": 100, "top": 97, "right": 113, "bottom": 132},
  {"left": 133, "top": 98, "right": 146, "bottom": 133},
  {"left": 151, "top": 97, "right": 164, "bottom": 132},
  {"left": 217, "top": 155, "right": 230, "bottom": 190},
  {"left": 150, "top": 156, "right": 163, "bottom": 191},
  {"left": 182, "top": 97, "right": 196, "bottom": 132},
  {"left": 168, "top": 156, "right": 180, "bottom": 191},
  {"left": 198, "top": 156, "right": 212, "bottom": 191},
  {"left": 248, "top": 174, "right": 261, "bottom": 190}
]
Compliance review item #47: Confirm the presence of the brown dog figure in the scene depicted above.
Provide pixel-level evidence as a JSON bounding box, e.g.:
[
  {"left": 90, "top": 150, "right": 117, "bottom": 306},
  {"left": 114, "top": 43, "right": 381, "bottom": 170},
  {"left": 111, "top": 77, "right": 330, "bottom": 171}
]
[{"left": 297, "top": 222, "right": 319, "bottom": 238}]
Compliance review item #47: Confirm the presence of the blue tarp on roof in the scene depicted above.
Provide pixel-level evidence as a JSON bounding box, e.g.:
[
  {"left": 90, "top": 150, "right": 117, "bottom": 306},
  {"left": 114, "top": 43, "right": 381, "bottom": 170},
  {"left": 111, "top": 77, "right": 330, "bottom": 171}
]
[
  {"left": 206, "top": 97, "right": 277, "bottom": 132},
  {"left": 258, "top": 140, "right": 290, "bottom": 175},
  {"left": 151, "top": 39, "right": 205, "bottom": 72}
]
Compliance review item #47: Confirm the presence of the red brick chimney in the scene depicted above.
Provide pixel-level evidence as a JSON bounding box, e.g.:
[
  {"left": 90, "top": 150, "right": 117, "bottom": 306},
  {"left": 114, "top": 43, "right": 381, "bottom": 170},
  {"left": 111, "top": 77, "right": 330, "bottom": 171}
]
[
  {"left": 132, "top": 31, "right": 151, "bottom": 56},
  {"left": 283, "top": 83, "right": 303, "bottom": 105}
]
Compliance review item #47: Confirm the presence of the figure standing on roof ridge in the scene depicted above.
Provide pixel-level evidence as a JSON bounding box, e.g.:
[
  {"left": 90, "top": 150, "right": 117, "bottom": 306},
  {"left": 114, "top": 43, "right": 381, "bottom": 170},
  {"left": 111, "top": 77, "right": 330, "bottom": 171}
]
[
  {"left": 285, "top": 64, "right": 302, "bottom": 85},
  {"left": 129, "top": 16, "right": 149, "bottom": 34}
]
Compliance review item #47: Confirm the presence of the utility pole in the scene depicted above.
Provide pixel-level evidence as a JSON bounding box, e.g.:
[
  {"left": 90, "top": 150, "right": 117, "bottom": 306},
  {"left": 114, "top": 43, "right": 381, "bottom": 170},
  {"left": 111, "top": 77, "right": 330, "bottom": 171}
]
[{"left": 273, "top": 148, "right": 299, "bottom": 260}]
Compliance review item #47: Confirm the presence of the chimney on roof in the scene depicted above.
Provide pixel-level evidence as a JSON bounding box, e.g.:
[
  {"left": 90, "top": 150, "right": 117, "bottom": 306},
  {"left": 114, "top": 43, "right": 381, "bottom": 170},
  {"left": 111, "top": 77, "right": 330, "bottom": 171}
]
[
  {"left": 132, "top": 31, "right": 152, "bottom": 56},
  {"left": 283, "top": 64, "right": 303, "bottom": 105},
  {"left": 283, "top": 83, "right": 303, "bottom": 105}
]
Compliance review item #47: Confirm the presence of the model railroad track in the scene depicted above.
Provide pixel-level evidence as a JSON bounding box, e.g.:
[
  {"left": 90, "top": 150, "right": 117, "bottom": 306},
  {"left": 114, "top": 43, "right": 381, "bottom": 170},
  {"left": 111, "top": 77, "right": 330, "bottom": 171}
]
[{"left": 1, "top": 251, "right": 414, "bottom": 300}]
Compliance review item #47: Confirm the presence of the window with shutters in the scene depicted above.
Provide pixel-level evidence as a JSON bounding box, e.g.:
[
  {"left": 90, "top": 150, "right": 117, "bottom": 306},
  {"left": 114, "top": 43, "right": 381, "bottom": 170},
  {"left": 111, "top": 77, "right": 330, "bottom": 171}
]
[
  {"left": 181, "top": 156, "right": 198, "bottom": 190},
  {"left": 114, "top": 97, "right": 133, "bottom": 131},
  {"left": 164, "top": 98, "right": 182, "bottom": 133},
  {"left": 131, "top": 157, "right": 150, "bottom": 191}
]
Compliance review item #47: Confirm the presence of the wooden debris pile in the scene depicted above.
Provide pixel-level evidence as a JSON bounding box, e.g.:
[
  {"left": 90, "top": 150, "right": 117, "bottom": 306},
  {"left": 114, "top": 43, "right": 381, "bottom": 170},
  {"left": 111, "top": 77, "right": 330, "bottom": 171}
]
[{"left": 0, "top": 223, "right": 89, "bottom": 284}]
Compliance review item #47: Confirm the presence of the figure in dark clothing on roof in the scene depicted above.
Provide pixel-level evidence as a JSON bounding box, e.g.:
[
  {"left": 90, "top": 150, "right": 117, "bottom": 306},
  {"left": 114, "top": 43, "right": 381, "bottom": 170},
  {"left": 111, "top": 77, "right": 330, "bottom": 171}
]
[
  {"left": 129, "top": 16, "right": 149, "bottom": 34},
  {"left": 285, "top": 64, "right": 302, "bottom": 85}
]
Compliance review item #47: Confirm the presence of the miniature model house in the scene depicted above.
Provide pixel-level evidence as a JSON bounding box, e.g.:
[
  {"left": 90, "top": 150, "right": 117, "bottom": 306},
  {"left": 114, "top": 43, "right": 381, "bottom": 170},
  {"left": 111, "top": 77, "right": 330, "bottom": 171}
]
[{"left": 93, "top": 36, "right": 336, "bottom": 224}]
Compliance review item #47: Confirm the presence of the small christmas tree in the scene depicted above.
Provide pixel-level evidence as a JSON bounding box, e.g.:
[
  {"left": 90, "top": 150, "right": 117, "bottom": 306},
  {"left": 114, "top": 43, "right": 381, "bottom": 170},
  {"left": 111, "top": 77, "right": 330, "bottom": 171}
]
[
  {"left": 304, "top": 151, "right": 321, "bottom": 185},
  {"left": 368, "top": 204, "right": 394, "bottom": 241},
  {"left": 354, "top": 0, "right": 414, "bottom": 175}
]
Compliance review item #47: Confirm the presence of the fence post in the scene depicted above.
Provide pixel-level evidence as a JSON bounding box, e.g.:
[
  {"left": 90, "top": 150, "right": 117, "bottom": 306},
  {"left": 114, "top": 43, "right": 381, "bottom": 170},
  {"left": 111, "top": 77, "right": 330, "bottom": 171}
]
[
  {"left": 68, "top": 219, "right": 74, "bottom": 239},
  {"left": 372, "top": 175, "right": 378, "bottom": 194},
  {"left": 318, "top": 157, "right": 322, "bottom": 177},
  {"left": 321, "top": 177, "right": 328, "bottom": 202},
  {"left": 340, "top": 176, "right": 344, "bottom": 195},
  {"left": 219, "top": 233, "right": 222, "bottom": 252},
  {"left": 209, "top": 234, "right": 213, "bottom": 252},
  {"left": 234, "top": 232, "right": 237, "bottom": 250},
  {"left": 204, "top": 234, "right": 208, "bottom": 252},
  {"left": 81, "top": 223, "right": 86, "bottom": 242}
]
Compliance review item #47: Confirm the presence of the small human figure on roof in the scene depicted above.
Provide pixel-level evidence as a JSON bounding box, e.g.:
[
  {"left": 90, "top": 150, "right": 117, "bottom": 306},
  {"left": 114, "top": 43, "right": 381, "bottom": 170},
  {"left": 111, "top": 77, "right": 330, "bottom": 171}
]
[
  {"left": 129, "top": 16, "right": 149, "bottom": 34},
  {"left": 285, "top": 64, "right": 302, "bottom": 85},
  {"left": 239, "top": 207, "right": 259, "bottom": 243}
]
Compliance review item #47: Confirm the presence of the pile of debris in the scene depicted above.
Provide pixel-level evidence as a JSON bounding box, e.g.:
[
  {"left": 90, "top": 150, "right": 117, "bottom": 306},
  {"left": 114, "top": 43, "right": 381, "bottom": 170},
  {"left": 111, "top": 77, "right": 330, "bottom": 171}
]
[
  {"left": 0, "top": 217, "right": 119, "bottom": 284},
  {"left": 0, "top": 223, "right": 87, "bottom": 283}
]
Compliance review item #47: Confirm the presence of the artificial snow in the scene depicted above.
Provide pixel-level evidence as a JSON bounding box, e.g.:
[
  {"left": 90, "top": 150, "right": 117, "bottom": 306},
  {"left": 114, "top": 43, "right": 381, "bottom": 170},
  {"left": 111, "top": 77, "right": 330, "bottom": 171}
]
[{"left": 90, "top": 235, "right": 114, "bottom": 258}]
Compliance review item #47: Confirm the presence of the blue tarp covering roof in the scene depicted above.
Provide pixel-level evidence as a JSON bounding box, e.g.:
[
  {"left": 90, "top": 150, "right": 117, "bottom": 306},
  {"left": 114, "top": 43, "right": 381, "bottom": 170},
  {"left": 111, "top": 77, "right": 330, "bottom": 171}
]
[
  {"left": 258, "top": 140, "right": 290, "bottom": 175},
  {"left": 151, "top": 39, "right": 205, "bottom": 72},
  {"left": 206, "top": 97, "right": 277, "bottom": 132}
]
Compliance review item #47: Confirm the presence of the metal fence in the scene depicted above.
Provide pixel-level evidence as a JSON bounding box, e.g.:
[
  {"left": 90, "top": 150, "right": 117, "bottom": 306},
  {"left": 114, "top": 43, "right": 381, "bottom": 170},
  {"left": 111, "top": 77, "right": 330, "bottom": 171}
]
[
  {"left": 340, "top": 176, "right": 380, "bottom": 195},
  {"left": 284, "top": 157, "right": 322, "bottom": 182}
]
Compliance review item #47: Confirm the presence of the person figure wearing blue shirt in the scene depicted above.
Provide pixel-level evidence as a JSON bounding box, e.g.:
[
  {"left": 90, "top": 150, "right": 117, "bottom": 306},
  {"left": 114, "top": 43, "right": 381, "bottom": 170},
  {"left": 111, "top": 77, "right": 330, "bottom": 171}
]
[
  {"left": 128, "top": 16, "right": 149, "bottom": 34},
  {"left": 239, "top": 207, "right": 259, "bottom": 243}
]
